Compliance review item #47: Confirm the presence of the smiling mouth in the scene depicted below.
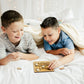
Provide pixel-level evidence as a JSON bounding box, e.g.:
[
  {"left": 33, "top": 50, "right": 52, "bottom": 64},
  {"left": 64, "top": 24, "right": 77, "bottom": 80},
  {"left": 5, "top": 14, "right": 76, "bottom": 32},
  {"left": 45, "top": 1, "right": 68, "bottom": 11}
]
[
  {"left": 48, "top": 41, "right": 52, "bottom": 43},
  {"left": 15, "top": 37, "right": 20, "bottom": 39}
]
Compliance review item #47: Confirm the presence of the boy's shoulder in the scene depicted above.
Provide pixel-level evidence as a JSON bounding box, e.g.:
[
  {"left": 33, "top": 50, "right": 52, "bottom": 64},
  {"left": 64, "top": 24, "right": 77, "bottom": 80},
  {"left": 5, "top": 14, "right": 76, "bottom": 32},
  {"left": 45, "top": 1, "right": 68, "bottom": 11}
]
[
  {"left": 0, "top": 33, "right": 7, "bottom": 44},
  {"left": 23, "top": 32, "right": 32, "bottom": 37},
  {"left": 22, "top": 32, "right": 33, "bottom": 40},
  {"left": 0, "top": 33, "right": 7, "bottom": 40},
  {"left": 60, "top": 30, "right": 70, "bottom": 40}
]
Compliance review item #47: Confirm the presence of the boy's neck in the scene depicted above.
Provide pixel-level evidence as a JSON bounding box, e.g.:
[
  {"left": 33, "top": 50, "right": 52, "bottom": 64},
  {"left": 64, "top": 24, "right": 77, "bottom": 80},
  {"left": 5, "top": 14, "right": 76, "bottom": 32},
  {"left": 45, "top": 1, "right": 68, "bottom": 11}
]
[
  {"left": 12, "top": 41, "right": 20, "bottom": 47},
  {"left": 55, "top": 31, "right": 61, "bottom": 44}
]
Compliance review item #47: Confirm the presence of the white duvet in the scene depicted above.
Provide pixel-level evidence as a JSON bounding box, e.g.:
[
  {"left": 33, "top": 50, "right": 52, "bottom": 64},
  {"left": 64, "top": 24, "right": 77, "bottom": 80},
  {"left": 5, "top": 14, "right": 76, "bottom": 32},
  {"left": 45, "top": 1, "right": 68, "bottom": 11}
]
[{"left": 0, "top": 48, "right": 84, "bottom": 84}]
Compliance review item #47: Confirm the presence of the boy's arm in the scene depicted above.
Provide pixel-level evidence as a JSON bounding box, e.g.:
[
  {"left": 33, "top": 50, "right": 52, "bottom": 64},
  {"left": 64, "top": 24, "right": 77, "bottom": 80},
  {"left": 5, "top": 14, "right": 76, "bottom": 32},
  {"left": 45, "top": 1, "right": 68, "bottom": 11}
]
[
  {"left": 58, "top": 51, "right": 74, "bottom": 65},
  {"left": 0, "top": 52, "right": 22, "bottom": 65},
  {"left": 49, "top": 51, "right": 74, "bottom": 69},
  {"left": 18, "top": 52, "right": 39, "bottom": 60},
  {"left": 46, "top": 48, "right": 73, "bottom": 55},
  {"left": 0, "top": 56, "right": 11, "bottom": 65},
  {"left": 0, "top": 52, "right": 39, "bottom": 65},
  {"left": 46, "top": 49, "right": 61, "bottom": 55},
  {"left": 0, "top": 39, "right": 11, "bottom": 65},
  {"left": 16, "top": 34, "right": 40, "bottom": 60}
]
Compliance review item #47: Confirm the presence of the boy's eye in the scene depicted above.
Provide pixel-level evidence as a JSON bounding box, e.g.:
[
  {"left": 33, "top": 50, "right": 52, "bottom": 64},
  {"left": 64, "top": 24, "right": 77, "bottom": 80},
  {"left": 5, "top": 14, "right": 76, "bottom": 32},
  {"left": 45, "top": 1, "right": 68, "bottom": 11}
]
[
  {"left": 48, "top": 34, "right": 52, "bottom": 36},
  {"left": 21, "top": 29, "right": 23, "bottom": 31},
  {"left": 44, "top": 35, "right": 46, "bottom": 37},
  {"left": 13, "top": 31, "right": 17, "bottom": 33}
]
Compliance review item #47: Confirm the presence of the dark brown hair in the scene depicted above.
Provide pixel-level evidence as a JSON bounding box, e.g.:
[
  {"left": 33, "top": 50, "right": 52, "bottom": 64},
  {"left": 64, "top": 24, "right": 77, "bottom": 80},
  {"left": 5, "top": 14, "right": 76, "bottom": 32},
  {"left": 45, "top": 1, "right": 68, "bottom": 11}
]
[
  {"left": 1, "top": 10, "right": 23, "bottom": 28},
  {"left": 40, "top": 17, "right": 59, "bottom": 29}
]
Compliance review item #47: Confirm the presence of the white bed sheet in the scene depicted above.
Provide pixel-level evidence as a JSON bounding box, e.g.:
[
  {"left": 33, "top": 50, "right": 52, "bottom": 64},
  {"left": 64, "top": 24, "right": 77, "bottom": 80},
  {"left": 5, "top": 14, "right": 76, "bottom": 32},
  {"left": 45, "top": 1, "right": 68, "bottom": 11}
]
[{"left": 0, "top": 48, "right": 84, "bottom": 84}]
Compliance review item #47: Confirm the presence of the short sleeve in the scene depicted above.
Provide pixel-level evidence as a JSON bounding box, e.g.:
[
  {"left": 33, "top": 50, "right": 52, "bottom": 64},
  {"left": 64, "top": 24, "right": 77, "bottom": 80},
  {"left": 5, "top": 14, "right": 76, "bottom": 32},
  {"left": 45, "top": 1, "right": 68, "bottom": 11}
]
[
  {"left": 44, "top": 39, "right": 52, "bottom": 51},
  {"left": 63, "top": 37, "right": 74, "bottom": 49}
]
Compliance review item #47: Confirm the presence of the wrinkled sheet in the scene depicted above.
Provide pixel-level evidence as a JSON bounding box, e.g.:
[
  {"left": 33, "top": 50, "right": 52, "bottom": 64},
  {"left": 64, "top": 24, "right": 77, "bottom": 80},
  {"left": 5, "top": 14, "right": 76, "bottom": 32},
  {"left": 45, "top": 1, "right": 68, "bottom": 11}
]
[{"left": 0, "top": 48, "right": 84, "bottom": 84}]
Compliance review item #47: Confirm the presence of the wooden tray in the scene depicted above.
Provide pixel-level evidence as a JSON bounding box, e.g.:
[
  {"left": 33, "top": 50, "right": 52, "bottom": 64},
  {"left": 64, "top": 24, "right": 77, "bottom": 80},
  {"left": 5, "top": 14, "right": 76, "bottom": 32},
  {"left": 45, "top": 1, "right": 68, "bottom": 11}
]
[{"left": 33, "top": 61, "right": 54, "bottom": 73}]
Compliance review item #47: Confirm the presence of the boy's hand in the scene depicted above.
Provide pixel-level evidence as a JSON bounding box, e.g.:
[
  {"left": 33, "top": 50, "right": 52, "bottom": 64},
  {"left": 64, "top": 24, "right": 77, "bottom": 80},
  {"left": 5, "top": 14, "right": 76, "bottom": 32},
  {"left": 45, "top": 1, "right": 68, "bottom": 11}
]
[
  {"left": 48, "top": 60, "right": 61, "bottom": 70},
  {"left": 59, "top": 48, "right": 71, "bottom": 56},
  {"left": 7, "top": 52, "right": 22, "bottom": 61}
]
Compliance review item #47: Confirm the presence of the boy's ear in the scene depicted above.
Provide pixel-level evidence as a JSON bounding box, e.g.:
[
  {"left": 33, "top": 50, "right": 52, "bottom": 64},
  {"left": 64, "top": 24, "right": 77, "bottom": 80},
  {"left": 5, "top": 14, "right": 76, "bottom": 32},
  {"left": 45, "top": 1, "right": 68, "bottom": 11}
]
[
  {"left": 57, "top": 27, "right": 61, "bottom": 34},
  {"left": 1, "top": 26, "right": 6, "bottom": 33}
]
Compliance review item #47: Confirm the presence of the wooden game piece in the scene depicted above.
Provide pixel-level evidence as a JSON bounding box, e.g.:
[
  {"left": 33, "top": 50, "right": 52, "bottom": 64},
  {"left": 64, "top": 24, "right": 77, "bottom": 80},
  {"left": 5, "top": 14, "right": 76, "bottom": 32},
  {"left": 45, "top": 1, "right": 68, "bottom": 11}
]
[
  {"left": 59, "top": 67, "right": 64, "bottom": 70},
  {"left": 17, "top": 67, "right": 22, "bottom": 70}
]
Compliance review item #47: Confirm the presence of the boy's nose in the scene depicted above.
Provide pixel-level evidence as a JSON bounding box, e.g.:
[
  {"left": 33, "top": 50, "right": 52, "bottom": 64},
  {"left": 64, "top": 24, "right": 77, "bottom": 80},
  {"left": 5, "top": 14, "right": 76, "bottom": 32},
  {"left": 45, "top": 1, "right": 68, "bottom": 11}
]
[
  {"left": 46, "top": 36, "right": 49, "bottom": 41},
  {"left": 17, "top": 31, "right": 21, "bottom": 36}
]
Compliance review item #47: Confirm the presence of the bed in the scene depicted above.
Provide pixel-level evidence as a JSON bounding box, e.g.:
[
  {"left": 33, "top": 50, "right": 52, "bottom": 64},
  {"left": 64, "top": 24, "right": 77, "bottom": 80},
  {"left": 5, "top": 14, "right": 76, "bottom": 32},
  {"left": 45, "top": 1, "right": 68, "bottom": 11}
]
[
  {"left": 0, "top": 9, "right": 84, "bottom": 84},
  {"left": 0, "top": 35, "right": 84, "bottom": 84},
  {"left": 0, "top": 48, "right": 84, "bottom": 84}
]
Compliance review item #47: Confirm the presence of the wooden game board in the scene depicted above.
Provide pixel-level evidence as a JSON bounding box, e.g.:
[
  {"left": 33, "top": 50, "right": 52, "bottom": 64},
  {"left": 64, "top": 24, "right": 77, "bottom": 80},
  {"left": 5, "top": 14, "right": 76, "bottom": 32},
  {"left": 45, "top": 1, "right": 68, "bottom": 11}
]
[{"left": 33, "top": 61, "right": 54, "bottom": 73}]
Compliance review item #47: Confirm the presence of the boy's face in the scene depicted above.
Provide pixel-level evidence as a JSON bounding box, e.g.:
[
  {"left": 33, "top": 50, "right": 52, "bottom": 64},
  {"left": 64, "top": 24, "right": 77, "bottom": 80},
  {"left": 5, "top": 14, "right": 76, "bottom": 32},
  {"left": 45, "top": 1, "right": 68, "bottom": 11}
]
[
  {"left": 1, "top": 21, "right": 24, "bottom": 45},
  {"left": 41, "top": 27, "right": 60, "bottom": 45}
]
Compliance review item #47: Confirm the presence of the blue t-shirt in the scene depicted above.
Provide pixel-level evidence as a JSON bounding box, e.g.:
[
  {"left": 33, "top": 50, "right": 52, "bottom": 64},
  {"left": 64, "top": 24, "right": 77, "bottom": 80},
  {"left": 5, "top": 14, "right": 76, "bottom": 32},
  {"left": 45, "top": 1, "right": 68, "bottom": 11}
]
[{"left": 44, "top": 30, "right": 74, "bottom": 51}]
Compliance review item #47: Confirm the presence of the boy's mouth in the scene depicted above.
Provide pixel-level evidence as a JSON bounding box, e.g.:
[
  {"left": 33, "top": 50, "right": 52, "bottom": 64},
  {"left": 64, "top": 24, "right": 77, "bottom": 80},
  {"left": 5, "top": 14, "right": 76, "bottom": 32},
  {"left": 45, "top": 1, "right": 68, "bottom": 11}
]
[
  {"left": 48, "top": 40, "right": 52, "bottom": 43},
  {"left": 15, "top": 36, "right": 20, "bottom": 39},
  {"left": 48, "top": 40, "right": 54, "bottom": 45}
]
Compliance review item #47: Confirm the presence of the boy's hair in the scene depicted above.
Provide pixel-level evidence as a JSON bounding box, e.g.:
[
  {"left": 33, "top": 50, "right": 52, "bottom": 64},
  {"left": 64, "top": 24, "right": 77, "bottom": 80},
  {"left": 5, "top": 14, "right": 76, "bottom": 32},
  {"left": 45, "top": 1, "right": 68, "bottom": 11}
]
[
  {"left": 40, "top": 17, "right": 59, "bottom": 29},
  {"left": 1, "top": 10, "right": 23, "bottom": 28}
]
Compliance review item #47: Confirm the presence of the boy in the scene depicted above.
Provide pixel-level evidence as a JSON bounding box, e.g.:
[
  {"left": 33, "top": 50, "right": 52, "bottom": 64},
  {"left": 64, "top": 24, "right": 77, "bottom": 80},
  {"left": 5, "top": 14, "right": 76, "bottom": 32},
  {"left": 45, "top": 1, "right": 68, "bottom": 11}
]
[
  {"left": 0, "top": 10, "right": 39, "bottom": 65},
  {"left": 40, "top": 17, "right": 74, "bottom": 70}
]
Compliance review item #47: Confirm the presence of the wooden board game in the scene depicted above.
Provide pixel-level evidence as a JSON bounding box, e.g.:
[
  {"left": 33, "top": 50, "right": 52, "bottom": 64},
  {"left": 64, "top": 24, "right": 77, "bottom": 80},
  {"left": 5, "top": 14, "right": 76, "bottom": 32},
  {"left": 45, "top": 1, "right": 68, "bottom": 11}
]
[{"left": 33, "top": 61, "right": 54, "bottom": 73}]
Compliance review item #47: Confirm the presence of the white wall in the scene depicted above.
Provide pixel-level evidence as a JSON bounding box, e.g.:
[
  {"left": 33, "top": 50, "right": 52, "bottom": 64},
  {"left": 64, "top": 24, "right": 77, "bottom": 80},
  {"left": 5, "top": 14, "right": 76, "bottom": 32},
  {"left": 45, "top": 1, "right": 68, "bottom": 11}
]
[
  {"left": 44, "top": 0, "right": 84, "bottom": 19},
  {"left": 0, "top": 0, "right": 84, "bottom": 19},
  {"left": 0, "top": 0, "right": 84, "bottom": 31}
]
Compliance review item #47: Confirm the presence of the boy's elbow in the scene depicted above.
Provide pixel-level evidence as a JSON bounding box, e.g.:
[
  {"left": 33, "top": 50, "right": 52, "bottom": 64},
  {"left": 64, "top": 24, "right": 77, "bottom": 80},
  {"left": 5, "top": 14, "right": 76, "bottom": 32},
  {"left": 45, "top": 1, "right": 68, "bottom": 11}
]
[
  {"left": 46, "top": 51, "right": 48, "bottom": 53},
  {"left": 0, "top": 58, "right": 9, "bottom": 65},
  {"left": 46, "top": 50, "right": 50, "bottom": 53},
  {"left": 0, "top": 61, "right": 7, "bottom": 65}
]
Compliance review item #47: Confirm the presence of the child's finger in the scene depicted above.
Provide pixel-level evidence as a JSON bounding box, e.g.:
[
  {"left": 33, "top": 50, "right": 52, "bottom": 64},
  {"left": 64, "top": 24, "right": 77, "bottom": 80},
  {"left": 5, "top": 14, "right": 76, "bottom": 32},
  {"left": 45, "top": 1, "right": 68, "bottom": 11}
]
[
  {"left": 51, "top": 65, "right": 56, "bottom": 70},
  {"left": 49, "top": 62, "right": 56, "bottom": 70},
  {"left": 49, "top": 60, "right": 57, "bottom": 69},
  {"left": 62, "top": 52, "right": 67, "bottom": 56},
  {"left": 48, "top": 62, "right": 53, "bottom": 68},
  {"left": 62, "top": 51, "right": 70, "bottom": 56},
  {"left": 64, "top": 50, "right": 69, "bottom": 54},
  {"left": 48, "top": 60, "right": 55, "bottom": 68}
]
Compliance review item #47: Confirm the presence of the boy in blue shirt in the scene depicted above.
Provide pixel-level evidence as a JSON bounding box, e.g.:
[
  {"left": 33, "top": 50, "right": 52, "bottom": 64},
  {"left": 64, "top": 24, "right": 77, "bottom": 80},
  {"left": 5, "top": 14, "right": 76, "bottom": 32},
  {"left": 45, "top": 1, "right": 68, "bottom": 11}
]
[{"left": 40, "top": 17, "right": 74, "bottom": 70}]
